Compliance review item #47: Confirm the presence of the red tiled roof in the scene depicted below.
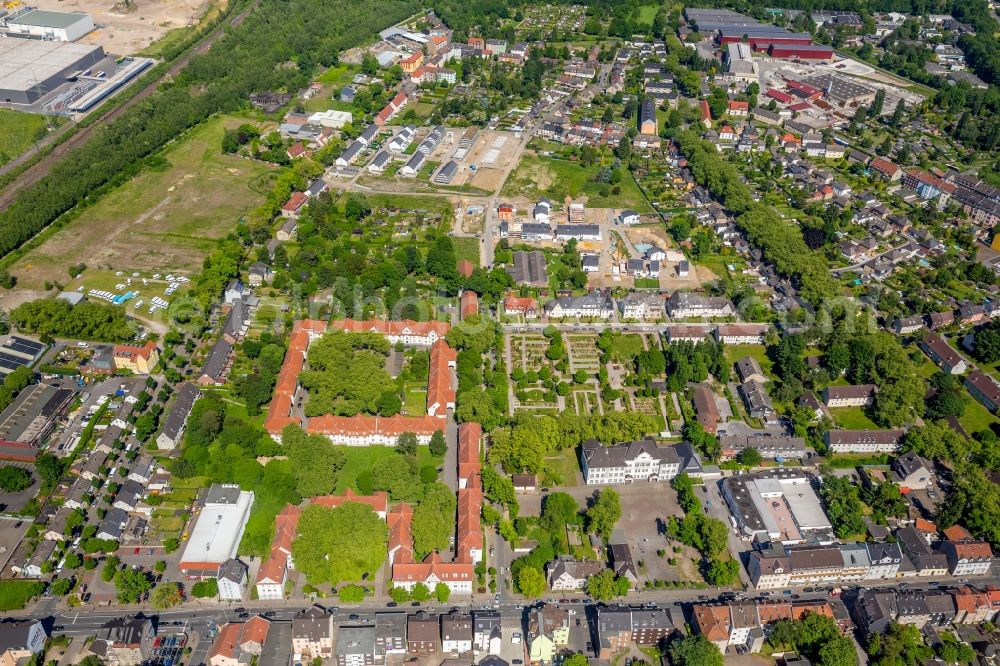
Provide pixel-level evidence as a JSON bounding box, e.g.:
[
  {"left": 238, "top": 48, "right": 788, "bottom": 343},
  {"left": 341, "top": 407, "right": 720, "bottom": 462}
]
[
  {"left": 458, "top": 422, "right": 481, "bottom": 484},
  {"left": 282, "top": 192, "right": 308, "bottom": 212},
  {"left": 426, "top": 339, "right": 456, "bottom": 417},
  {"left": 460, "top": 291, "right": 478, "bottom": 320},
  {"left": 210, "top": 623, "right": 242, "bottom": 661},
  {"left": 113, "top": 340, "right": 157, "bottom": 361},
  {"left": 388, "top": 503, "right": 414, "bottom": 564},
  {"left": 312, "top": 489, "right": 388, "bottom": 515},
  {"left": 241, "top": 617, "right": 271, "bottom": 648},
  {"left": 943, "top": 525, "right": 973, "bottom": 541},
  {"left": 307, "top": 414, "right": 444, "bottom": 437},
  {"left": 504, "top": 294, "right": 537, "bottom": 313},
  {"left": 392, "top": 552, "right": 474, "bottom": 584},
  {"left": 255, "top": 504, "right": 300, "bottom": 585},
  {"left": 456, "top": 480, "right": 482, "bottom": 563},
  {"left": 692, "top": 605, "right": 730, "bottom": 641}
]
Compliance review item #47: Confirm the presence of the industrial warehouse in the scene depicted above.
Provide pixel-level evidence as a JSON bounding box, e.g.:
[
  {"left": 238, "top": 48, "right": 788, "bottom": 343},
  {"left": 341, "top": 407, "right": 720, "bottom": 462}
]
[{"left": 0, "top": 39, "right": 106, "bottom": 105}]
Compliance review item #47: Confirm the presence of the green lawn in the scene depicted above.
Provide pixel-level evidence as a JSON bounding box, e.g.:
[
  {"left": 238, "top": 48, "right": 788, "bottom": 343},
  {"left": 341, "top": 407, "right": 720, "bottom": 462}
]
[
  {"left": 829, "top": 406, "right": 880, "bottom": 430},
  {"left": 501, "top": 154, "right": 653, "bottom": 212},
  {"left": 0, "top": 581, "right": 44, "bottom": 611},
  {"left": 316, "top": 64, "right": 356, "bottom": 86},
  {"left": 958, "top": 397, "right": 999, "bottom": 435},
  {"left": 0, "top": 109, "right": 53, "bottom": 168},
  {"left": 611, "top": 334, "right": 645, "bottom": 362},
  {"left": 543, "top": 449, "right": 580, "bottom": 488},
  {"left": 334, "top": 447, "right": 443, "bottom": 494},
  {"left": 403, "top": 385, "right": 427, "bottom": 417}
]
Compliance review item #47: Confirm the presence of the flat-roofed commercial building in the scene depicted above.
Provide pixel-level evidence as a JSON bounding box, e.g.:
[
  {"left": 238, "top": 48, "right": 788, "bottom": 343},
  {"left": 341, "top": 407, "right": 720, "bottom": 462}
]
[
  {"left": 722, "top": 469, "right": 832, "bottom": 544},
  {"left": 179, "top": 484, "right": 255, "bottom": 577},
  {"left": 4, "top": 9, "right": 95, "bottom": 41},
  {"left": 0, "top": 39, "right": 105, "bottom": 104}
]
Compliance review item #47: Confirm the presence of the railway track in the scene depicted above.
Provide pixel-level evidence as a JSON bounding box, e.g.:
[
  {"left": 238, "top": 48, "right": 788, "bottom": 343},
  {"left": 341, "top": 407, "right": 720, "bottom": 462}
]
[{"left": 0, "top": 0, "right": 261, "bottom": 212}]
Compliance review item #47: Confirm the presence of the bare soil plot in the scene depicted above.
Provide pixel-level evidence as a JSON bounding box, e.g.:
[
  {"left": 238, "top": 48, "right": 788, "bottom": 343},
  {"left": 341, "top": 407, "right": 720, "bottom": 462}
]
[{"left": 32, "top": 0, "right": 221, "bottom": 56}]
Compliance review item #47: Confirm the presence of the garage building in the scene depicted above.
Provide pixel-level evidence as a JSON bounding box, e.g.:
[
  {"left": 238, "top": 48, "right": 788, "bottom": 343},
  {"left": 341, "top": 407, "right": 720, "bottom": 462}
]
[{"left": 0, "top": 39, "right": 105, "bottom": 105}]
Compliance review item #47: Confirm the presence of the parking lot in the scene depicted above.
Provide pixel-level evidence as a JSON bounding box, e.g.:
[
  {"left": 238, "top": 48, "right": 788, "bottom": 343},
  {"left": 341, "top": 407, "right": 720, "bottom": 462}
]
[{"left": 0, "top": 514, "right": 31, "bottom": 573}]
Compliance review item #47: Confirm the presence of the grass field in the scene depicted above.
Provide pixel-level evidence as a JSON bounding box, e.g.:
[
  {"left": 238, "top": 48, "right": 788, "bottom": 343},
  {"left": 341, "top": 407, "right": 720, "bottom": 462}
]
[
  {"left": 0, "top": 580, "right": 44, "bottom": 611},
  {"left": 611, "top": 334, "right": 645, "bottom": 362},
  {"left": 452, "top": 237, "right": 480, "bottom": 267},
  {"left": 334, "top": 447, "right": 443, "bottom": 493},
  {"left": 0, "top": 109, "right": 54, "bottom": 168},
  {"left": 829, "top": 406, "right": 880, "bottom": 430},
  {"left": 544, "top": 449, "right": 580, "bottom": 487},
  {"left": 636, "top": 3, "right": 661, "bottom": 25},
  {"left": 10, "top": 115, "right": 277, "bottom": 290},
  {"left": 501, "top": 154, "right": 653, "bottom": 212}
]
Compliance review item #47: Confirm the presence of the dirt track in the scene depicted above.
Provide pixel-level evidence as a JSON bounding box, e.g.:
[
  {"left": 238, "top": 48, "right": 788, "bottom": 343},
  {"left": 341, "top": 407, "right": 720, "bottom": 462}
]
[{"left": 0, "top": 0, "right": 260, "bottom": 214}]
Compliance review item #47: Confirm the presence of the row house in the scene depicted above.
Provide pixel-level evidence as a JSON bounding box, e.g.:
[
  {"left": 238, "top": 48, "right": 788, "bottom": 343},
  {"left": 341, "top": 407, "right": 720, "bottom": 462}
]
[
  {"left": 966, "top": 370, "right": 1000, "bottom": 412},
  {"left": 714, "top": 324, "right": 769, "bottom": 345},
  {"left": 823, "top": 384, "right": 876, "bottom": 408},
  {"left": 919, "top": 332, "right": 968, "bottom": 374},
  {"left": 544, "top": 292, "right": 615, "bottom": 320},
  {"left": 717, "top": 433, "right": 806, "bottom": 461},
  {"left": 693, "top": 599, "right": 841, "bottom": 653},
  {"left": 666, "top": 291, "right": 735, "bottom": 319},
  {"left": 824, "top": 429, "right": 904, "bottom": 454}
]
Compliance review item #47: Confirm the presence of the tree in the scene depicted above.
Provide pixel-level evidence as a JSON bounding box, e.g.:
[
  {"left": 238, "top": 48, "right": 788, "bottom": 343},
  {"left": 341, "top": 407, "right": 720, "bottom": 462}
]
[
  {"left": 283, "top": 425, "right": 346, "bottom": 497},
  {"left": 669, "top": 635, "right": 724, "bottom": 666},
  {"left": 705, "top": 558, "right": 740, "bottom": 585},
  {"left": 412, "top": 483, "right": 456, "bottom": 558},
  {"left": 586, "top": 488, "right": 621, "bottom": 539},
  {"left": 517, "top": 565, "right": 546, "bottom": 597},
  {"left": 372, "top": 454, "right": 421, "bottom": 500},
  {"left": 584, "top": 570, "right": 627, "bottom": 601},
  {"left": 154, "top": 560, "right": 167, "bottom": 574},
  {"left": 0, "top": 466, "right": 31, "bottom": 491},
  {"left": 737, "top": 447, "right": 762, "bottom": 468},
  {"left": 34, "top": 453, "right": 63, "bottom": 487},
  {"left": 429, "top": 429, "right": 447, "bottom": 457},
  {"left": 338, "top": 584, "right": 367, "bottom": 603},
  {"left": 64, "top": 552, "right": 83, "bottom": 569},
  {"left": 114, "top": 567, "right": 151, "bottom": 604},
  {"left": 819, "top": 636, "right": 859, "bottom": 666},
  {"left": 50, "top": 578, "right": 73, "bottom": 596},
  {"left": 411, "top": 582, "right": 430, "bottom": 602},
  {"left": 434, "top": 582, "right": 451, "bottom": 603},
  {"left": 562, "top": 654, "right": 589, "bottom": 666},
  {"left": 163, "top": 537, "right": 179, "bottom": 554},
  {"left": 389, "top": 586, "right": 410, "bottom": 603},
  {"left": 101, "top": 557, "right": 120, "bottom": 582},
  {"left": 150, "top": 582, "right": 183, "bottom": 609},
  {"left": 292, "top": 503, "right": 388, "bottom": 584},
  {"left": 397, "top": 431, "right": 418, "bottom": 456},
  {"left": 191, "top": 579, "right": 219, "bottom": 598}
]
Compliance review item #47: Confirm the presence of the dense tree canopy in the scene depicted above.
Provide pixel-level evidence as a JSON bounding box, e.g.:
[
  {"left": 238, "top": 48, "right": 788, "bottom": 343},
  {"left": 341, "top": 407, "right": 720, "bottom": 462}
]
[
  {"left": 11, "top": 299, "right": 134, "bottom": 342},
  {"left": 292, "top": 503, "right": 388, "bottom": 584}
]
